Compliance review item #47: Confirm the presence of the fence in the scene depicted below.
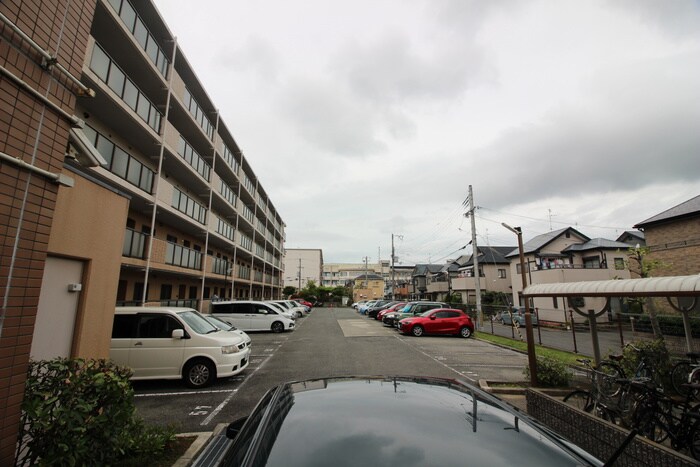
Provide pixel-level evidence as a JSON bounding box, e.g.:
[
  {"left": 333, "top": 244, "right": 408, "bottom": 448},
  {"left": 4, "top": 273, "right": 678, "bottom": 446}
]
[{"left": 476, "top": 304, "right": 700, "bottom": 358}]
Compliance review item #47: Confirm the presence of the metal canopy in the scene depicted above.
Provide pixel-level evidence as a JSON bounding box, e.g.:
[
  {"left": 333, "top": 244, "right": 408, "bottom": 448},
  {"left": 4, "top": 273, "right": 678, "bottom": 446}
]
[{"left": 522, "top": 275, "right": 700, "bottom": 298}]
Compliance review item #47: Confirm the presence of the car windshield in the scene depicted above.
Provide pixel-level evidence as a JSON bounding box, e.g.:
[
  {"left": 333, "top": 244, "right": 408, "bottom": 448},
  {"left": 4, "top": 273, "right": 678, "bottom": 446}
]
[
  {"left": 177, "top": 310, "right": 219, "bottom": 334},
  {"left": 204, "top": 315, "right": 233, "bottom": 331}
]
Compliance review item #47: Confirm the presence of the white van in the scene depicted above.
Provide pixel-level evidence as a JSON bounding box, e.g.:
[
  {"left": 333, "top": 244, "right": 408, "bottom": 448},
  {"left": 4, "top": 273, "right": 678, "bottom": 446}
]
[
  {"left": 209, "top": 300, "right": 295, "bottom": 332},
  {"left": 110, "top": 307, "right": 250, "bottom": 388}
]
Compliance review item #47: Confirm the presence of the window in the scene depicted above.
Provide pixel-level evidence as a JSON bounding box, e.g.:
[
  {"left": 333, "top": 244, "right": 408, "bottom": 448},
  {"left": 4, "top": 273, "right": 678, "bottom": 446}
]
[
  {"left": 137, "top": 314, "right": 182, "bottom": 338},
  {"left": 614, "top": 258, "right": 626, "bottom": 270},
  {"left": 498, "top": 269, "right": 507, "bottom": 279},
  {"left": 112, "top": 315, "right": 137, "bottom": 338},
  {"left": 89, "top": 45, "right": 110, "bottom": 81},
  {"left": 160, "top": 284, "right": 172, "bottom": 300},
  {"left": 583, "top": 256, "right": 600, "bottom": 269}
]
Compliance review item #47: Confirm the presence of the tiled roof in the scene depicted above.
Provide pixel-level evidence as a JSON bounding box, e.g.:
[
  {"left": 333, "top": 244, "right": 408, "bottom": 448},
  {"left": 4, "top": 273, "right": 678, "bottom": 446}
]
[
  {"left": 505, "top": 227, "right": 590, "bottom": 257},
  {"left": 635, "top": 194, "right": 700, "bottom": 228},
  {"left": 562, "top": 238, "right": 632, "bottom": 252}
]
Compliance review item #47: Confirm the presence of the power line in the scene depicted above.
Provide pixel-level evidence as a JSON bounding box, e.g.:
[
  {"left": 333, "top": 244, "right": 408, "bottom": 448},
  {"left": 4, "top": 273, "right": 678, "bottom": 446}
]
[{"left": 479, "top": 206, "right": 629, "bottom": 231}]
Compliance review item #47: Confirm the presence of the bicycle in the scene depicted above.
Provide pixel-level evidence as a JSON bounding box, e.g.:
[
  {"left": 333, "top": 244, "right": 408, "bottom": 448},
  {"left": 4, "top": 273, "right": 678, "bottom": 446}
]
[
  {"left": 628, "top": 379, "right": 700, "bottom": 458},
  {"left": 673, "top": 352, "right": 700, "bottom": 398},
  {"left": 563, "top": 358, "right": 627, "bottom": 422}
]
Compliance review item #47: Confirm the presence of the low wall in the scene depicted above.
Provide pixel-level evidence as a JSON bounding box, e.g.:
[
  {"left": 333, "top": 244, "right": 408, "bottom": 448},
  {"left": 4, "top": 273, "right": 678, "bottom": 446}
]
[{"left": 526, "top": 389, "right": 699, "bottom": 466}]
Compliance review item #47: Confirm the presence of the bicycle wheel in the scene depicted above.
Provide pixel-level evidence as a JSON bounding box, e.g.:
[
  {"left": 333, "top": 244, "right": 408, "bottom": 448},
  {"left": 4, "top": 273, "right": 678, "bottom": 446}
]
[
  {"left": 563, "top": 390, "right": 593, "bottom": 412},
  {"left": 596, "top": 362, "right": 625, "bottom": 398},
  {"left": 671, "top": 361, "right": 693, "bottom": 397},
  {"left": 691, "top": 368, "right": 700, "bottom": 401},
  {"left": 688, "top": 419, "right": 700, "bottom": 459},
  {"left": 632, "top": 404, "right": 671, "bottom": 443}
]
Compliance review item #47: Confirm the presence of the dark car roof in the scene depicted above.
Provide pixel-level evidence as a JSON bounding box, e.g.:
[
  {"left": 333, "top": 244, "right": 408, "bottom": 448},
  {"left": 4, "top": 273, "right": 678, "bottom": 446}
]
[{"left": 224, "top": 376, "right": 601, "bottom": 467}]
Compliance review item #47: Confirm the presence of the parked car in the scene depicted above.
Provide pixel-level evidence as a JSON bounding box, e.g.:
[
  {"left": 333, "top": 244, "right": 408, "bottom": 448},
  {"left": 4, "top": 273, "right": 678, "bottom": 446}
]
[
  {"left": 365, "top": 300, "right": 395, "bottom": 318},
  {"left": 398, "top": 308, "right": 474, "bottom": 338},
  {"left": 210, "top": 376, "right": 602, "bottom": 466},
  {"left": 110, "top": 307, "right": 251, "bottom": 388},
  {"left": 203, "top": 315, "right": 252, "bottom": 349},
  {"left": 292, "top": 298, "right": 313, "bottom": 311},
  {"left": 351, "top": 300, "right": 367, "bottom": 309},
  {"left": 382, "top": 301, "right": 447, "bottom": 327},
  {"left": 498, "top": 306, "right": 538, "bottom": 327},
  {"left": 357, "top": 300, "right": 379, "bottom": 314},
  {"left": 268, "top": 300, "right": 305, "bottom": 318},
  {"left": 376, "top": 302, "right": 406, "bottom": 321},
  {"left": 210, "top": 301, "right": 296, "bottom": 333},
  {"left": 265, "top": 301, "right": 298, "bottom": 320}
]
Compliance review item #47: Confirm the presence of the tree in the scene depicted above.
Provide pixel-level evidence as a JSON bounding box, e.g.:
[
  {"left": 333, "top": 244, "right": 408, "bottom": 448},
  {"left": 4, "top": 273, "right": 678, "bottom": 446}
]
[
  {"left": 628, "top": 245, "right": 667, "bottom": 339},
  {"left": 283, "top": 286, "right": 297, "bottom": 297}
]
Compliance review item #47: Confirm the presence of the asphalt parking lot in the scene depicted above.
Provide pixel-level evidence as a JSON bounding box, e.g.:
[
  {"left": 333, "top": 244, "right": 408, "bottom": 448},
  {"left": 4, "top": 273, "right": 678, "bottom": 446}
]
[{"left": 133, "top": 307, "right": 529, "bottom": 433}]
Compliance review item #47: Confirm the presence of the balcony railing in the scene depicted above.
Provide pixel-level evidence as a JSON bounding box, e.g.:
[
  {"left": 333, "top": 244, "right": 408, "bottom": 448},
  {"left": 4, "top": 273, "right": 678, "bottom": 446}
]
[
  {"left": 123, "top": 228, "right": 147, "bottom": 258},
  {"left": 165, "top": 242, "right": 202, "bottom": 270}
]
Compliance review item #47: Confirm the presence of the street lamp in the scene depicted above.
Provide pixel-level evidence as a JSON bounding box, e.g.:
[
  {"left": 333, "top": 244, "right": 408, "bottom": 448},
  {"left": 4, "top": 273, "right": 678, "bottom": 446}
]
[{"left": 501, "top": 223, "right": 538, "bottom": 386}]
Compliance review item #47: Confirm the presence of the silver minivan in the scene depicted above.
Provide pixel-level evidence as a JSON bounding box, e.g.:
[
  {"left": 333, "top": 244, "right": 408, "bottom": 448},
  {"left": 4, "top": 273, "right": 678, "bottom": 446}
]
[{"left": 210, "top": 300, "right": 295, "bottom": 333}]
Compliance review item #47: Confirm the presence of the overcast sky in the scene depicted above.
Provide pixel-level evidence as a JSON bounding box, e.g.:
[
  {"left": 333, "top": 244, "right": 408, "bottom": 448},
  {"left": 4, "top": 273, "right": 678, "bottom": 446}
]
[{"left": 153, "top": 0, "right": 700, "bottom": 266}]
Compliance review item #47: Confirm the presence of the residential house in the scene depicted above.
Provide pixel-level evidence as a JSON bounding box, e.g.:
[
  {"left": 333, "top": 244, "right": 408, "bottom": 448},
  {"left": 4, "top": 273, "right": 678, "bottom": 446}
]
[
  {"left": 352, "top": 274, "right": 386, "bottom": 302},
  {"left": 634, "top": 194, "right": 700, "bottom": 277},
  {"left": 451, "top": 247, "right": 515, "bottom": 306},
  {"left": 506, "top": 227, "right": 632, "bottom": 323},
  {"left": 411, "top": 264, "right": 445, "bottom": 299}
]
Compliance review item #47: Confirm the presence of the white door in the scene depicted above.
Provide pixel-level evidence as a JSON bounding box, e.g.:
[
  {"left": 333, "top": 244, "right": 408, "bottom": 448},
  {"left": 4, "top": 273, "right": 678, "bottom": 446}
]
[{"left": 31, "top": 257, "right": 83, "bottom": 359}]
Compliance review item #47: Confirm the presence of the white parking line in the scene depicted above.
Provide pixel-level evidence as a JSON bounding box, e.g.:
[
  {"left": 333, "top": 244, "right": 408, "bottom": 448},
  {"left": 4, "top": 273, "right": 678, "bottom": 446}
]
[
  {"left": 394, "top": 335, "right": 478, "bottom": 383},
  {"left": 135, "top": 389, "right": 234, "bottom": 397},
  {"left": 200, "top": 352, "right": 274, "bottom": 426}
]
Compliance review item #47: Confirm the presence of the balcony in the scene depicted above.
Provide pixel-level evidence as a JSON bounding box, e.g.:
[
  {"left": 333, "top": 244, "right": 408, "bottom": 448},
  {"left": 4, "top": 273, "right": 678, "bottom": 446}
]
[{"left": 123, "top": 228, "right": 147, "bottom": 259}]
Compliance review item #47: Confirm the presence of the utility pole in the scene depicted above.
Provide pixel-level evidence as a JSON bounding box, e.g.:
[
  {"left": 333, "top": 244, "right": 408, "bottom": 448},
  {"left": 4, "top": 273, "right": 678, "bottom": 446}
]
[
  {"left": 297, "top": 258, "right": 302, "bottom": 293},
  {"left": 466, "top": 185, "right": 482, "bottom": 330},
  {"left": 391, "top": 235, "right": 395, "bottom": 300}
]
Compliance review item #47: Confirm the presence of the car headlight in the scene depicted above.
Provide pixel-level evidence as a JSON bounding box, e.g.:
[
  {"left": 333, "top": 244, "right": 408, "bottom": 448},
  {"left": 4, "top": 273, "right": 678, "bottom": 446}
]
[{"left": 221, "top": 344, "right": 241, "bottom": 354}]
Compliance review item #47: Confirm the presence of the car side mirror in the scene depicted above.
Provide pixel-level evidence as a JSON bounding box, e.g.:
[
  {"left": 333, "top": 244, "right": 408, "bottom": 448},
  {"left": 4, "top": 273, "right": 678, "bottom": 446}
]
[
  {"left": 430, "top": 315, "right": 436, "bottom": 320},
  {"left": 172, "top": 329, "right": 184, "bottom": 339},
  {"left": 226, "top": 417, "right": 248, "bottom": 439}
]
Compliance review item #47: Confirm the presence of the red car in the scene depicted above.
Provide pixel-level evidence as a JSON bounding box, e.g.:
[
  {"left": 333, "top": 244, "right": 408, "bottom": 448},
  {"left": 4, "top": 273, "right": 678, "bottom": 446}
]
[
  {"left": 293, "top": 299, "right": 313, "bottom": 309},
  {"left": 398, "top": 308, "right": 474, "bottom": 338},
  {"left": 376, "top": 302, "right": 406, "bottom": 321}
]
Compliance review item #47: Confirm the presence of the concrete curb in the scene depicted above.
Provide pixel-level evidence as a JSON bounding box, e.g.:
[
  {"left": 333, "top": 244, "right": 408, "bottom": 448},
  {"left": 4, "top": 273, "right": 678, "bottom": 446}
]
[
  {"left": 172, "top": 428, "right": 217, "bottom": 467},
  {"left": 479, "top": 379, "right": 571, "bottom": 397}
]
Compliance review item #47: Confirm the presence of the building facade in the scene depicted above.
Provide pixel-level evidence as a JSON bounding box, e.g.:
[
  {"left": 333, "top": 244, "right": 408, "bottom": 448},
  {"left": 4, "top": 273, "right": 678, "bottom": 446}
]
[
  {"left": 506, "top": 228, "right": 632, "bottom": 323},
  {"left": 1, "top": 1, "right": 285, "bottom": 461},
  {"left": 1, "top": 1, "right": 98, "bottom": 462},
  {"left": 283, "top": 249, "right": 323, "bottom": 290},
  {"left": 634, "top": 195, "right": 700, "bottom": 277}
]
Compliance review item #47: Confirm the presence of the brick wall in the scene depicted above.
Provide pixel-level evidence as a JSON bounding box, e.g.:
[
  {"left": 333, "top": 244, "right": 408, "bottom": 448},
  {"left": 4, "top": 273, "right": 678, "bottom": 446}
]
[
  {"left": 644, "top": 217, "right": 700, "bottom": 276},
  {"left": 0, "top": 1, "right": 95, "bottom": 463},
  {"left": 526, "top": 389, "right": 698, "bottom": 466}
]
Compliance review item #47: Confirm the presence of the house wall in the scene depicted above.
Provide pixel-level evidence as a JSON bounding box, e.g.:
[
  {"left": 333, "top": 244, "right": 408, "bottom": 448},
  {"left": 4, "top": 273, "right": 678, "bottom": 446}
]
[
  {"left": 46, "top": 175, "right": 128, "bottom": 357},
  {"left": 0, "top": 1, "right": 96, "bottom": 462},
  {"left": 643, "top": 216, "right": 700, "bottom": 276}
]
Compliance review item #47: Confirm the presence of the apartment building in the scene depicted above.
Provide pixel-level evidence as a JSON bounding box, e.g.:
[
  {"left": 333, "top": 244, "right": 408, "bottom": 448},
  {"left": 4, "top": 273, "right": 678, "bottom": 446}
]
[
  {"left": 1, "top": 1, "right": 99, "bottom": 461},
  {"left": 283, "top": 248, "right": 323, "bottom": 290},
  {"left": 1, "top": 1, "right": 284, "bottom": 460}
]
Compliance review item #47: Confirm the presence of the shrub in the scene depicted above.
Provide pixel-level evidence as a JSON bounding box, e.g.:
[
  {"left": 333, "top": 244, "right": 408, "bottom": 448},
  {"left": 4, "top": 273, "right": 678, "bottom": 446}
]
[
  {"left": 524, "top": 355, "right": 572, "bottom": 387},
  {"left": 16, "top": 358, "right": 175, "bottom": 466},
  {"left": 618, "top": 339, "right": 672, "bottom": 389}
]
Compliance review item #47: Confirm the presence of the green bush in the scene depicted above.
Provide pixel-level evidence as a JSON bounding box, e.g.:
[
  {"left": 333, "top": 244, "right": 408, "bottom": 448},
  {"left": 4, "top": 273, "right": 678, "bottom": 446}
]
[
  {"left": 618, "top": 339, "right": 672, "bottom": 389},
  {"left": 524, "top": 355, "right": 572, "bottom": 387},
  {"left": 17, "top": 358, "right": 175, "bottom": 466}
]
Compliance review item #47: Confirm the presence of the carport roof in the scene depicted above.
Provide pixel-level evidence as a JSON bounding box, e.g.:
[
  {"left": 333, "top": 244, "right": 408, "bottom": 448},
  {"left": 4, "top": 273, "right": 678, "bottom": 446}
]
[{"left": 522, "top": 275, "right": 700, "bottom": 298}]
